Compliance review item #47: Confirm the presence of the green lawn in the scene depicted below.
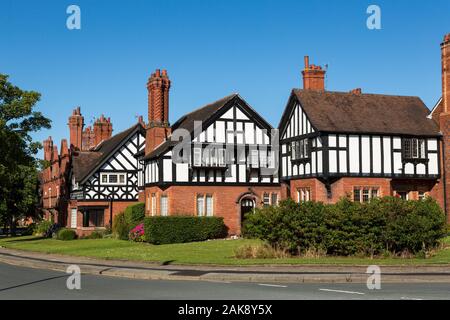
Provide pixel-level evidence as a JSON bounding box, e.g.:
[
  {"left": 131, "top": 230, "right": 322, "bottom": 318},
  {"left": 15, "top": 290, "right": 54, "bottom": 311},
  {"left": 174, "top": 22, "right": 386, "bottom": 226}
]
[{"left": 0, "top": 236, "right": 449, "bottom": 266}]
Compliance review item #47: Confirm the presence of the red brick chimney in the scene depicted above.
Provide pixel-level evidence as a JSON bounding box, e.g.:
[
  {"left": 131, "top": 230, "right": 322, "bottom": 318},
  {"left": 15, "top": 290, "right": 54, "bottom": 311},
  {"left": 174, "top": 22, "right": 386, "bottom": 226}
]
[
  {"left": 350, "top": 88, "right": 362, "bottom": 95},
  {"left": 93, "top": 115, "right": 113, "bottom": 146},
  {"left": 60, "top": 139, "right": 69, "bottom": 157},
  {"left": 439, "top": 33, "right": 450, "bottom": 222},
  {"left": 145, "top": 69, "right": 172, "bottom": 154},
  {"left": 43, "top": 136, "right": 53, "bottom": 161},
  {"left": 302, "top": 56, "right": 326, "bottom": 91},
  {"left": 68, "top": 107, "right": 84, "bottom": 150}
]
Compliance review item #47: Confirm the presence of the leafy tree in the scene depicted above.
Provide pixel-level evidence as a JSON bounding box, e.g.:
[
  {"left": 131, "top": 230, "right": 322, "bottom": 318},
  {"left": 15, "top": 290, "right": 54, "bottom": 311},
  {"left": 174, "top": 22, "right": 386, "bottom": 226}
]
[{"left": 0, "top": 74, "right": 51, "bottom": 235}]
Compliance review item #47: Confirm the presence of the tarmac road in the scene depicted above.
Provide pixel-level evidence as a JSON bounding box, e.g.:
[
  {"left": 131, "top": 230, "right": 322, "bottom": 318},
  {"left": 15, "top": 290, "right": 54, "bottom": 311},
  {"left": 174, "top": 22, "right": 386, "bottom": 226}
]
[{"left": 0, "top": 262, "right": 449, "bottom": 300}]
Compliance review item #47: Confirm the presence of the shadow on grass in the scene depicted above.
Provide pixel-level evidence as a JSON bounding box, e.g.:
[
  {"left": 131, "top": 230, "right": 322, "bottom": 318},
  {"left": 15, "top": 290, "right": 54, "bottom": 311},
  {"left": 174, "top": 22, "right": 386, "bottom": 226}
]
[{"left": 2, "top": 236, "right": 46, "bottom": 243}]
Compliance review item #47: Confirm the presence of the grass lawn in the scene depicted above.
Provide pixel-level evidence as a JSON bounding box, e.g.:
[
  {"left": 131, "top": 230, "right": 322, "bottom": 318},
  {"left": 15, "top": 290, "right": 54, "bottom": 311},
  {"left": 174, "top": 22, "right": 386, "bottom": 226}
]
[{"left": 0, "top": 236, "right": 449, "bottom": 266}]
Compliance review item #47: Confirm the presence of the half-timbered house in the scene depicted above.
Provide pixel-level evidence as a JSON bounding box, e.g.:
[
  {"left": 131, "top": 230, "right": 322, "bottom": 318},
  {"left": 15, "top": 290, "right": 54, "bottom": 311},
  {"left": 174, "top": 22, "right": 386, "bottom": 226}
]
[{"left": 141, "top": 70, "right": 283, "bottom": 235}]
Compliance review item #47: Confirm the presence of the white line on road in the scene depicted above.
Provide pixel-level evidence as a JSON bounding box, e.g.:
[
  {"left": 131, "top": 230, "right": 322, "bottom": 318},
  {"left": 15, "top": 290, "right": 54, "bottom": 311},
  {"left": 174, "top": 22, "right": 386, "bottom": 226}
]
[
  {"left": 319, "top": 288, "right": 365, "bottom": 295},
  {"left": 258, "top": 283, "right": 288, "bottom": 288},
  {"left": 400, "top": 297, "right": 423, "bottom": 300}
]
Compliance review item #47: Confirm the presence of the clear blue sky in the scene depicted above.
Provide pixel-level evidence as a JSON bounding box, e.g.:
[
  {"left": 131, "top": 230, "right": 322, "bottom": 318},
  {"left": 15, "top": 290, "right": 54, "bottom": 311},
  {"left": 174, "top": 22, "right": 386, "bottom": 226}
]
[{"left": 1, "top": 0, "right": 449, "bottom": 158}]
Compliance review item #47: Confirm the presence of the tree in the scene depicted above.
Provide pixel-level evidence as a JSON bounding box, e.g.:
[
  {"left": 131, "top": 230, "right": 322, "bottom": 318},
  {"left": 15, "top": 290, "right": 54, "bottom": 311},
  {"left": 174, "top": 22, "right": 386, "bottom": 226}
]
[{"left": 0, "top": 74, "right": 51, "bottom": 235}]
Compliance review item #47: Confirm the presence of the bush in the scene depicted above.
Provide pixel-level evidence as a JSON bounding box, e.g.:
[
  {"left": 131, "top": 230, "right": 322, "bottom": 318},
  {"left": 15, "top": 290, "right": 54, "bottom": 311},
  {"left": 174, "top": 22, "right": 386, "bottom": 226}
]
[
  {"left": 112, "top": 212, "right": 129, "bottom": 240},
  {"left": 56, "top": 228, "right": 77, "bottom": 241},
  {"left": 34, "top": 220, "right": 53, "bottom": 236},
  {"left": 124, "top": 203, "right": 145, "bottom": 229},
  {"left": 244, "top": 197, "right": 447, "bottom": 257},
  {"left": 129, "top": 223, "right": 145, "bottom": 242},
  {"left": 85, "top": 231, "right": 104, "bottom": 239},
  {"left": 144, "top": 216, "right": 228, "bottom": 244}
]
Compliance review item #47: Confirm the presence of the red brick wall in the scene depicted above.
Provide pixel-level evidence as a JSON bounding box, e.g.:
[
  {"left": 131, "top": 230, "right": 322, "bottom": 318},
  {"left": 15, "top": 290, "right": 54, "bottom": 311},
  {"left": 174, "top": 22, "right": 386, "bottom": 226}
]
[{"left": 144, "top": 185, "right": 283, "bottom": 235}]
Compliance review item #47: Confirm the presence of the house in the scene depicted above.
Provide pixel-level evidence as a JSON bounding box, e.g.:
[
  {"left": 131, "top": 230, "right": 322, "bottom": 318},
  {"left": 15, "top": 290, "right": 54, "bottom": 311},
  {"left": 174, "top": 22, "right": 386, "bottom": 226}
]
[
  {"left": 40, "top": 33, "right": 450, "bottom": 236},
  {"left": 278, "top": 34, "right": 450, "bottom": 220},
  {"left": 141, "top": 70, "right": 283, "bottom": 235}
]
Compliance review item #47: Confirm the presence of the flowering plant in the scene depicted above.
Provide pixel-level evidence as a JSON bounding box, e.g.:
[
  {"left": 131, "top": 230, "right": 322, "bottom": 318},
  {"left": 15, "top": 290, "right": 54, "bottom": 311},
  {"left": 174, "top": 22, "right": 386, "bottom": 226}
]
[{"left": 129, "top": 223, "right": 145, "bottom": 242}]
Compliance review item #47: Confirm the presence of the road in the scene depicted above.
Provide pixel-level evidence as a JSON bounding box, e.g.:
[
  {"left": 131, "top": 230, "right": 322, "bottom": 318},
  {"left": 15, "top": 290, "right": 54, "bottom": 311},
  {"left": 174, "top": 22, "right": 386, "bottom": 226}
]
[{"left": 0, "top": 262, "right": 449, "bottom": 300}]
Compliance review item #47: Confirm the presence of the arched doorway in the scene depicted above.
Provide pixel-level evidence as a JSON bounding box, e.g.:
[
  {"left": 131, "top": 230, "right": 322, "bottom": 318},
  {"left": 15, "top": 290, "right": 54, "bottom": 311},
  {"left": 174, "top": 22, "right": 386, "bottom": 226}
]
[{"left": 240, "top": 197, "right": 255, "bottom": 229}]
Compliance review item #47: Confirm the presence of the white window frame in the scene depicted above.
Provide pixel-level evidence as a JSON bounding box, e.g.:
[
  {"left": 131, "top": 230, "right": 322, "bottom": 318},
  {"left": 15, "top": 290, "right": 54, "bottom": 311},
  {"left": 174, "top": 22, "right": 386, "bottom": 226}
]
[
  {"left": 151, "top": 193, "right": 156, "bottom": 216},
  {"left": 160, "top": 195, "right": 168, "bottom": 216},
  {"left": 193, "top": 148, "right": 202, "bottom": 167},
  {"left": 100, "top": 173, "right": 127, "bottom": 185},
  {"left": 70, "top": 208, "right": 77, "bottom": 229},
  {"left": 197, "top": 195, "right": 205, "bottom": 217},
  {"left": 297, "top": 188, "right": 311, "bottom": 203},
  {"left": 206, "top": 195, "right": 214, "bottom": 217},
  {"left": 353, "top": 186, "right": 379, "bottom": 203}
]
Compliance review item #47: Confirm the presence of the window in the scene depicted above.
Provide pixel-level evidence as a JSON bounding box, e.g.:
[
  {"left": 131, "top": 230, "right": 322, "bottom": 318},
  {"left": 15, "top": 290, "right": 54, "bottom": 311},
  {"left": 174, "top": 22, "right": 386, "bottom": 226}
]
[
  {"left": 83, "top": 209, "right": 104, "bottom": 228},
  {"left": 397, "top": 191, "right": 409, "bottom": 200},
  {"left": 268, "top": 151, "right": 275, "bottom": 168},
  {"left": 260, "top": 151, "right": 268, "bottom": 168},
  {"left": 263, "top": 193, "right": 270, "bottom": 207},
  {"left": 206, "top": 195, "right": 213, "bottom": 217},
  {"left": 291, "top": 139, "right": 310, "bottom": 160},
  {"left": 70, "top": 208, "right": 77, "bottom": 229},
  {"left": 418, "top": 191, "right": 426, "bottom": 201},
  {"left": 403, "top": 138, "right": 426, "bottom": 159},
  {"left": 353, "top": 187, "right": 379, "bottom": 203},
  {"left": 251, "top": 150, "right": 259, "bottom": 168},
  {"left": 151, "top": 194, "right": 156, "bottom": 216},
  {"left": 218, "top": 149, "right": 226, "bottom": 167},
  {"left": 100, "top": 173, "right": 126, "bottom": 185},
  {"left": 271, "top": 193, "right": 278, "bottom": 206},
  {"left": 193, "top": 148, "right": 202, "bottom": 166},
  {"left": 160, "top": 195, "right": 168, "bottom": 216},
  {"left": 197, "top": 195, "right": 205, "bottom": 216},
  {"left": 147, "top": 193, "right": 151, "bottom": 211},
  {"left": 297, "top": 188, "right": 311, "bottom": 202}
]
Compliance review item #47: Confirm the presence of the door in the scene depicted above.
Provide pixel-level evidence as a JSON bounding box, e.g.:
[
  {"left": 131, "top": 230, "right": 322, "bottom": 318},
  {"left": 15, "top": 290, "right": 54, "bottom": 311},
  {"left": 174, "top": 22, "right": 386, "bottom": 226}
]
[{"left": 240, "top": 198, "right": 255, "bottom": 227}]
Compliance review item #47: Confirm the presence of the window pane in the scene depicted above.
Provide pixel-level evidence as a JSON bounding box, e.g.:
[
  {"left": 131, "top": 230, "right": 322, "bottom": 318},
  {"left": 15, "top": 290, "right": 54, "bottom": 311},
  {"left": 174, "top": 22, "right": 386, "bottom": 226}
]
[
  {"left": 371, "top": 188, "right": 379, "bottom": 199},
  {"left": 109, "top": 175, "right": 118, "bottom": 183},
  {"left": 263, "top": 193, "right": 270, "bottom": 206},
  {"left": 160, "top": 196, "right": 168, "bottom": 216},
  {"left": 197, "top": 195, "right": 204, "bottom": 216},
  {"left": 362, "top": 189, "right": 370, "bottom": 203},
  {"left": 353, "top": 188, "right": 361, "bottom": 202},
  {"left": 271, "top": 193, "right": 278, "bottom": 205},
  {"left": 102, "top": 175, "right": 107, "bottom": 183},
  {"left": 151, "top": 194, "right": 156, "bottom": 216},
  {"left": 119, "top": 175, "right": 125, "bottom": 184},
  {"left": 193, "top": 148, "right": 201, "bottom": 166},
  {"left": 206, "top": 195, "right": 213, "bottom": 216}
]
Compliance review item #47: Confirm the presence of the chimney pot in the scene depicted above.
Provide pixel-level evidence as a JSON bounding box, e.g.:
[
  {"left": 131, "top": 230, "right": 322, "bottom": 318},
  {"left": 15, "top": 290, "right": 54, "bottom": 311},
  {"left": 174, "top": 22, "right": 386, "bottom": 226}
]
[{"left": 350, "top": 88, "right": 362, "bottom": 95}]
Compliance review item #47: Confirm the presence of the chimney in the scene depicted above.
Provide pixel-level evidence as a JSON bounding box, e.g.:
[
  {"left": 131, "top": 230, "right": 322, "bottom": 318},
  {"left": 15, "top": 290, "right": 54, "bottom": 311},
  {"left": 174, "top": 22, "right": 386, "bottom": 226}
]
[
  {"left": 302, "top": 56, "right": 326, "bottom": 91},
  {"left": 145, "top": 69, "right": 172, "bottom": 154},
  {"left": 439, "top": 33, "right": 450, "bottom": 223},
  {"left": 43, "top": 136, "right": 53, "bottom": 161},
  {"left": 60, "top": 139, "right": 69, "bottom": 157},
  {"left": 52, "top": 145, "right": 59, "bottom": 162},
  {"left": 350, "top": 88, "right": 362, "bottom": 95},
  {"left": 443, "top": 34, "right": 450, "bottom": 113},
  {"left": 93, "top": 115, "right": 113, "bottom": 146},
  {"left": 68, "top": 107, "right": 84, "bottom": 150}
]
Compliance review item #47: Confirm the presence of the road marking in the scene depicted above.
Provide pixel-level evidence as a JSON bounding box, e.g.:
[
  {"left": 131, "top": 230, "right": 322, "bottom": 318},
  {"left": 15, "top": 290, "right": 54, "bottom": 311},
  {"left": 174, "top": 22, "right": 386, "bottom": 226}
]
[
  {"left": 319, "top": 288, "right": 365, "bottom": 295},
  {"left": 258, "top": 283, "right": 288, "bottom": 288},
  {"left": 400, "top": 297, "right": 423, "bottom": 300}
]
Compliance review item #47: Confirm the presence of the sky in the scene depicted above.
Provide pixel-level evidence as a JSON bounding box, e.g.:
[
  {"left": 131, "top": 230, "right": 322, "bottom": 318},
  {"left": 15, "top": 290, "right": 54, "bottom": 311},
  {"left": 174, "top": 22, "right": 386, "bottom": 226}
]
[{"left": 1, "top": 0, "right": 449, "bottom": 159}]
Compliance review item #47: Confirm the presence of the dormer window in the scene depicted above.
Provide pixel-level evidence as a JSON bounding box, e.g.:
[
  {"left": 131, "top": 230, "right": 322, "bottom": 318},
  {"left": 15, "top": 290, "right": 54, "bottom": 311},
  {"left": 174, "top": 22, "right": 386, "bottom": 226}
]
[
  {"left": 403, "top": 138, "right": 426, "bottom": 160},
  {"left": 192, "top": 147, "right": 227, "bottom": 168},
  {"left": 291, "top": 139, "right": 310, "bottom": 161}
]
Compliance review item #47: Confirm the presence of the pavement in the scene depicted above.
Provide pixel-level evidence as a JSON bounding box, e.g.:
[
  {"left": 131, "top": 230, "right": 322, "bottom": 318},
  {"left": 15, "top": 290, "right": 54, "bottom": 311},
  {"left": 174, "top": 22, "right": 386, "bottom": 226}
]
[
  {"left": 1, "top": 262, "right": 450, "bottom": 299},
  {"left": 1, "top": 247, "right": 450, "bottom": 284}
]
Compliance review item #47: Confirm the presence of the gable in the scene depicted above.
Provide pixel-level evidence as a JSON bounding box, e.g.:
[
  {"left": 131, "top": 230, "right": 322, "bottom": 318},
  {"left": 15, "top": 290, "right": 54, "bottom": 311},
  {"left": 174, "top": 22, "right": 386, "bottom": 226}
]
[
  {"left": 280, "top": 95, "right": 315, "bottom": 140},
  {"left": 100, "top": 131, "right": 145, "bottom": 171}
]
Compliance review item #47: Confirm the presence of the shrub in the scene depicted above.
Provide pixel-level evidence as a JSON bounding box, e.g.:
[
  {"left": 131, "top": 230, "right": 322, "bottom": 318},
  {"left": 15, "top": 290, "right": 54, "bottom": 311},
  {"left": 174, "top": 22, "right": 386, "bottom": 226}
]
[
  {"left": 34, "top": 220, "right": 53, "bottom": 236},
  {"left": 144, "top": 216, "right": 228, "bottom": 244},
  {"left": 129, "top": 223, "right": 145, "bottom": 242},
  {"left": 124, "top": 203, "right": 145, "bottom": 229},
  {"left": 85, "top": 231, "right": 104, "bottom": 239},
  {"left": 112, "top": 212, "right": 129, "bottom": 240},
  {"left": 244, "top": 197, "right": 447, "bottom": 257},
  {"left": 56, "top": 228, "right": 77, "bottom": 241}
]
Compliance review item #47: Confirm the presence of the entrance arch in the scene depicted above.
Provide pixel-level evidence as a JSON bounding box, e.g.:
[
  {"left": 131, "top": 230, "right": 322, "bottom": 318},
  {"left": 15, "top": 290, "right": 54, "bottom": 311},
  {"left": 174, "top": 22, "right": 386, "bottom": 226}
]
[{"left": 240, "top": 197, "right": 256, "bottom": 229}]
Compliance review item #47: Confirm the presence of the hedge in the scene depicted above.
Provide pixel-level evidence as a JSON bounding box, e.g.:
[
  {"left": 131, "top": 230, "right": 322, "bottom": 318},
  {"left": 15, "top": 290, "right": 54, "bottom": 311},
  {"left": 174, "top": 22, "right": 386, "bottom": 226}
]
[
  {"left": 144, "top": 216, "right": 228, "bottom": 244},
  {"left": 243, "top": 197, "right": 447, "bottom": 256}
]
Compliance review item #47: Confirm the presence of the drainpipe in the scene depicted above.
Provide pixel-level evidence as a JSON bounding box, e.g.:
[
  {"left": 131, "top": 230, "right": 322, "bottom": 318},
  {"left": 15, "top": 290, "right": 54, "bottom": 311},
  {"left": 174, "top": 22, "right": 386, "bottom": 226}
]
[{"left": 442, "top": 139, "right": 448, "bottom": 219}]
